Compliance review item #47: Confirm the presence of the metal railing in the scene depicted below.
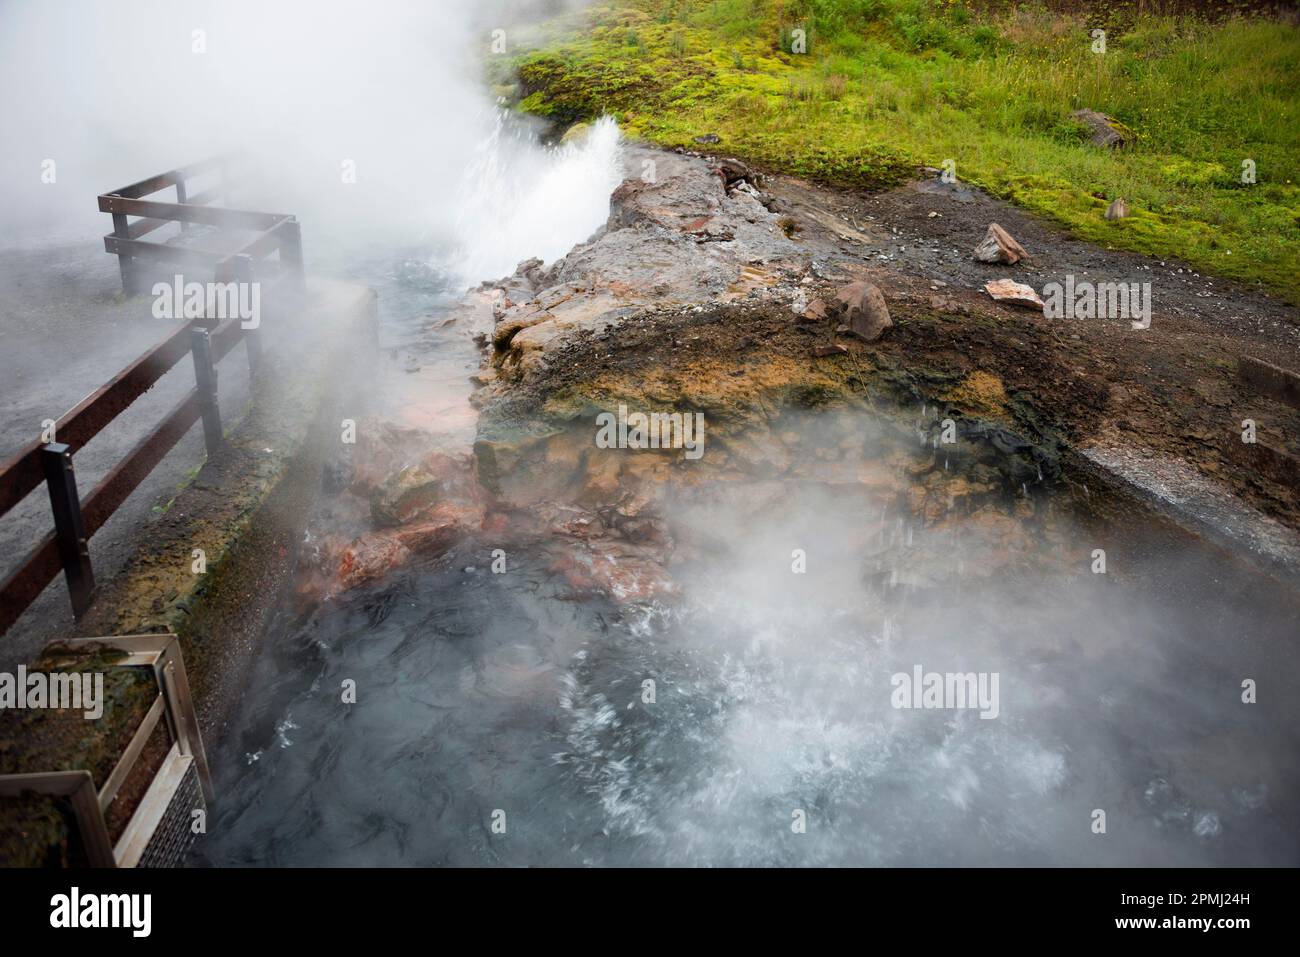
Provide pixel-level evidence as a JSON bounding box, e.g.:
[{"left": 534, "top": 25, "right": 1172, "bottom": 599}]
[{"left": 0, "top": 633, "right": 212, "bottom": 867}]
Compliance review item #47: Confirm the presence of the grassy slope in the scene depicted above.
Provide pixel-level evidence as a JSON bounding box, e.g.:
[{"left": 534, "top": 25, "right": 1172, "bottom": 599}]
[{"left": 501, "top": 0, "right": 1300, "bottom": 301}]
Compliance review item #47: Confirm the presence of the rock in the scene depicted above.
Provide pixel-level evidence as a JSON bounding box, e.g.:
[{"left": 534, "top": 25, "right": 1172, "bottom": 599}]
[
  {"left": 534, "top": 503, "right": 603, "bottom": 540},
  {"left": 713, "top": 157, "right": 760, "bottom": 189},
  {"left": 394, "top": 500, "right": 479, "bottom": 554},
  {"left": 691, "top": 225, "right": 735, "bottom": 243},
  {"left": 1072, "top": 109, "right": 1127, "bottom": 149},
  {"left": 1105, "top": 198, "right": 1130, "bottom": 221},
  {"left": 370, "top": 463, "right": 443, "bottom": 527},
  {"left": 972, "top": 223, "right": 1028, "bottom": 265},
  {"left": 517, "top": 257, "right": 549, "bottom": 288},
  {"left": 596, "top": 500, "right": 668, "bottom": 545},
  {"left": 369, "top": 451, "right": 472, "bottom": 527},
  {"left": 813, "top": 343, "right": 848, "bottom": 357},
  {"left": 798, "top": 299, "right": 829, "bottom": 324},
  {"left": 833, "top": 281, "right": 892, "bottom": 341},
  {"left": 693, "top": 133, "right": 721, "bottom": 144},
  {"left": 335, "top": 534, "right": 411, "bottom": 593},
  {"left": 347, "top": 420, "right": 433, "bottom": 495},
  {"left": 580, "top": 452, "right": 623, "bottom": 501},
  {"left": 548, "top": 540, "right": 677, "bottom": 603},
  {"left": 984, "top": 279, "right": 1044, "bottom": 310}
]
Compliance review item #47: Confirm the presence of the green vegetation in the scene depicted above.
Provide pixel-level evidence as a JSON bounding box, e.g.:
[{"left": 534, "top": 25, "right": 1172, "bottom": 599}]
[{"left": 501, "top": 0, "right": 1300, "bottom": 299}]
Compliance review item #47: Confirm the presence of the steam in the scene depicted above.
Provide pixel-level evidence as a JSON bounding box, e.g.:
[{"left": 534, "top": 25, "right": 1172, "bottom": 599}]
[
  {"left": 551, "top": 411, "right": 1299, "bottom": 866},
  {"left": 452, "top": 114, "right": 623, "bottom": 285},
  {"left": 0, "top": 0, "right": 616, "bottom": 284}
]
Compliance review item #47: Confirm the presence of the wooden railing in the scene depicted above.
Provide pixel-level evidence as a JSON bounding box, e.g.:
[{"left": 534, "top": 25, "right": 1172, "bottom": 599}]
[
  {"left": 0, "top": 163, "right": 305, "bottom": 635},
  {"left": 99, "top": 157, "right": 303, "bottom": 295}
]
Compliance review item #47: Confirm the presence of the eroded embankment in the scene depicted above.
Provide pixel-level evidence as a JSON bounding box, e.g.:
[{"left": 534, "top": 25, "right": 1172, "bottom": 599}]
[
  {"left": 465, "top": 141, "right": 1298, "bottom": 554},
  {"left": 294, "top": 138, "right": 1300, "bottom": 618}
]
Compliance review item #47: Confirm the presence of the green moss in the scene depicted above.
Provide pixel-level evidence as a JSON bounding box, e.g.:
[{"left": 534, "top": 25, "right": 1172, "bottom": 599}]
[
  {"left": 0, "top": 649, "right": 158, "bottom": 867},
  {"left": 510, "top": 0, "right": 1300, "bottom": 302}
]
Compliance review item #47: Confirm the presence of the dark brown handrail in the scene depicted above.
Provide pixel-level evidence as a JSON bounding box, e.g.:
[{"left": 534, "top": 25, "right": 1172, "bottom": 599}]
[
  {"left": 0, "top": 319, "right": 246, "bottom": 634},
  {"left": 0, "top": 161, "right": 306, "bottom": 635},
  {"left": 98, "top": 158, "right": 303, "bottom": 295}
]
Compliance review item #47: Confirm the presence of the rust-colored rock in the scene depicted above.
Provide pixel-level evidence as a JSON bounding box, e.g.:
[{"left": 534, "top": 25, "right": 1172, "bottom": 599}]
[
  {"left": 395, "top": 500, "right": 482, "bottom": 552},
  {"left": 548, "top": 540, "right": 677, "bottom": 604},
  {"left": 335, "top": 534, "right": 411, "bottom": 593}
]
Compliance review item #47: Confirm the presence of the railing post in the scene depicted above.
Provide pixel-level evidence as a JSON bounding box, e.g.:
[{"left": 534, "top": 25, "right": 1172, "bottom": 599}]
[
  {"left": 109, "top": 193, "right": 140, "bottom": 297},
  {"left": 281, "top": 217, "right": 305, "bottom": 292},
  {"left": 219, "top": 254, "right": 261, "bottom": 374},
  {"left": 174, "top": 179, "right": 191, "bottom": 236},
  {"left": 236, "top": 254, "right": 261, "bottom": 374},
  {"left": 190, "top": 328, "right": 223, "bottom": 457},
  {"left": 41, "top": 443, "right": 96, "bottom": 619}
]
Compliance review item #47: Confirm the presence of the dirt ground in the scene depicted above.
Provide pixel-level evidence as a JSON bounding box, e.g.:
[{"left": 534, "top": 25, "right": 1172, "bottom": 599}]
[{"left": 775, "top": 173, "right": 1300, "bottom": 519}]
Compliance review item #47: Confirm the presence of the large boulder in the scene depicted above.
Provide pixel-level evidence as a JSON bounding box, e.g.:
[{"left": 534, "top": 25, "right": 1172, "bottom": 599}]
[
  {"left": 833, "top": 281, "right": 892, "bottom": 342},
  {"left": 972, "top": 223, "right": 1028, "bottom": 265}
]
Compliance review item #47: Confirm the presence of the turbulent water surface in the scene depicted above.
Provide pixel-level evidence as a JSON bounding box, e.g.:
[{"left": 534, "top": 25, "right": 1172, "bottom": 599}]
[{"left": 193, "top": 287, "right": 1300, "bottom": 866}]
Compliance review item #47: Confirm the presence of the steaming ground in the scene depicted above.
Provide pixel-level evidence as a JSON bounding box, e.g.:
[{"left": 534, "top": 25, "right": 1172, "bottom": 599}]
[
  {"left": 5, "top": 0, "right": 1294, "bottom": 869},
  {"left": 192, "top": 119, "right": 1298, "bottom": 867},
  {"left": 196, "top": 408, "right": 1300, "bottom": 867}
]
